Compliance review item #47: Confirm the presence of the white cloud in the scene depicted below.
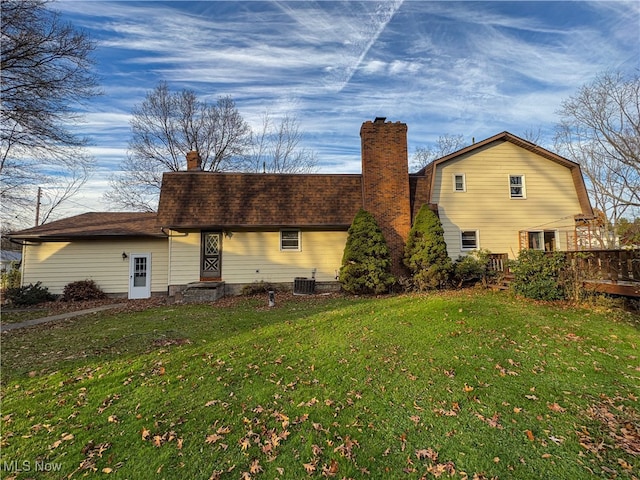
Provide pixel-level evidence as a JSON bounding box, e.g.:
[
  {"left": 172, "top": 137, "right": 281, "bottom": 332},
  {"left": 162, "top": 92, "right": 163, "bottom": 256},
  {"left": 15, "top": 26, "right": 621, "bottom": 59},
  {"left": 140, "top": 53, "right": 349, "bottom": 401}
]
[{"left": 45, "top": 0, "right": 639, "bottom": 215}]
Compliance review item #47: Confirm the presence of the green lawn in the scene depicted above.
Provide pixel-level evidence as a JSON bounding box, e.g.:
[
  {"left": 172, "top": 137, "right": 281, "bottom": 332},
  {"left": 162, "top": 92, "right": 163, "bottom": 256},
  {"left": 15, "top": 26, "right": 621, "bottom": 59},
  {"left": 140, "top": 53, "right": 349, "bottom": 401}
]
[{"left": 1, "top": 290, "right": 638, "bottom": 479}]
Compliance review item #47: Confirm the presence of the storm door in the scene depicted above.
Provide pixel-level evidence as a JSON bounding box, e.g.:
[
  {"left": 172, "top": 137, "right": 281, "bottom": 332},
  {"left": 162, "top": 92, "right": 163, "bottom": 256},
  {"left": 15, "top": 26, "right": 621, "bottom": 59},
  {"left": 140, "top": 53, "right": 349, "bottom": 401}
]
[
  {"left": 129, "top": 253, "right": 151, "bottom": 299},
  {"left": 201, "top": 232, "right": 222, "bottom": 279}
]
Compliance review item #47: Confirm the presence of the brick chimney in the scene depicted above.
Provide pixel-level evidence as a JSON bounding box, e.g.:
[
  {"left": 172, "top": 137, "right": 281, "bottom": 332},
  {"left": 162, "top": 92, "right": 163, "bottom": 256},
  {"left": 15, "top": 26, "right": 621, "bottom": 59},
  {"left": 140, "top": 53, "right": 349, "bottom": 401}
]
[
  {"left": 360, "top": 117, "right": 411, "bottom": 277},
  {"left": 186, "top": 151, "right": 202, "bottom": 171}
]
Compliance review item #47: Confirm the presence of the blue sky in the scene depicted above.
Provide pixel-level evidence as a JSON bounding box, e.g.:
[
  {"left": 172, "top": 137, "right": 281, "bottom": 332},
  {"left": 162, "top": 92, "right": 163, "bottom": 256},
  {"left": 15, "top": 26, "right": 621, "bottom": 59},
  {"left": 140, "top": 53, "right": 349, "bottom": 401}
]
[{"left": 54, "top": 0, "right": 639, "bottom": 214}]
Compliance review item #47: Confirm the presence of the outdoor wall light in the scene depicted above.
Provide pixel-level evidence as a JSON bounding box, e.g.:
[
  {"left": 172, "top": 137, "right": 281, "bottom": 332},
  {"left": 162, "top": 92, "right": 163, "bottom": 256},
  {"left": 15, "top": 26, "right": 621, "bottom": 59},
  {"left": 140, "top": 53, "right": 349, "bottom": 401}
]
[{"left": 122, "top": 252, "right": 128, "bottom": 261}]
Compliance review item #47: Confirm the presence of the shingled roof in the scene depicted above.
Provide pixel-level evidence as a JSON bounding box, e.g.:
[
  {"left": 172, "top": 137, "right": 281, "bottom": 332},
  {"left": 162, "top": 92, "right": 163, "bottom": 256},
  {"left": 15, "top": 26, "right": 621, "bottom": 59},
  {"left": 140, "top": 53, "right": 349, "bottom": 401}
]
[
  {"left": 8, "top": 212, "right": 163, "bottom": 240},
  {"left": 157, "top": 172, "right": 364, "bottom": 229}
]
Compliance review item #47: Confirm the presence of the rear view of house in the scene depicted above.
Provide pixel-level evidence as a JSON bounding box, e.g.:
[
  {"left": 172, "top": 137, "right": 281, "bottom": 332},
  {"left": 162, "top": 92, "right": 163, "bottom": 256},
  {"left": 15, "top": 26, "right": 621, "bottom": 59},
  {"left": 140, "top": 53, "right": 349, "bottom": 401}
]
[{"left": 9, "top": 119, "right": 594, "bottom": 299}]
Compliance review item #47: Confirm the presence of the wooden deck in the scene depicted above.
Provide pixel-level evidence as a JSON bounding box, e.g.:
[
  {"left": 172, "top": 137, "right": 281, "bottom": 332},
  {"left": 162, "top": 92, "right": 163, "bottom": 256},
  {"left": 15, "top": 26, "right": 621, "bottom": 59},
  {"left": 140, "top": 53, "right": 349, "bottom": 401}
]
[
  {"left": 488, "top": 249, "right": 640, "bottom": 298},
  {"left": 582, "top": 280, "right": 640, "bottom": 297}
]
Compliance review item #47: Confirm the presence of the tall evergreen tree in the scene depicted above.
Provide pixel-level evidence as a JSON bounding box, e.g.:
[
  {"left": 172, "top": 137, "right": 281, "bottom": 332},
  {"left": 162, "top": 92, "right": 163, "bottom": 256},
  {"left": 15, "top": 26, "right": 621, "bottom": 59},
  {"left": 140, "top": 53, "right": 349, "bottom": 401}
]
[
  {"left": 339, "top": 209, "right": 395, "bottom": 294},
  {"left": 404, "top": 205, "right": 452, "bottom": 290}
]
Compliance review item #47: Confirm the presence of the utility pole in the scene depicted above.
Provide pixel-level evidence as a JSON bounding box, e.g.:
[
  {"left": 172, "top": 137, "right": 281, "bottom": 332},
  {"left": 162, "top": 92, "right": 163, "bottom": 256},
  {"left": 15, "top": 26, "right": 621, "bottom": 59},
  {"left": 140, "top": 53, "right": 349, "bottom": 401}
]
[{"left": 35, "top": 187, "right": 42, "bottom": 226}]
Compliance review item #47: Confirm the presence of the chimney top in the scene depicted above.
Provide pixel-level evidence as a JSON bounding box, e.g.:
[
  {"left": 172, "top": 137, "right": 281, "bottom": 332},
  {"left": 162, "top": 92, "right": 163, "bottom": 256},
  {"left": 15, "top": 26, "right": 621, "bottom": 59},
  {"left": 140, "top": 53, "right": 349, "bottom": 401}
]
[
  {"left": 374, "top": 117, "right": 387, "bottom": 123},
  {"left": 186, "top": 151, "right": 202, "bottom": 171}
]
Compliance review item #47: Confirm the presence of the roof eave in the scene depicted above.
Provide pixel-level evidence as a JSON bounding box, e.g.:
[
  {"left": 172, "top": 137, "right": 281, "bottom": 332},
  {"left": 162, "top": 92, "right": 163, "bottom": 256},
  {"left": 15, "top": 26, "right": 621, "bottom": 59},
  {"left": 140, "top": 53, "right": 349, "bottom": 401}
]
[{"left": 162, "top": 223, "right": 352, "bottom": 231}]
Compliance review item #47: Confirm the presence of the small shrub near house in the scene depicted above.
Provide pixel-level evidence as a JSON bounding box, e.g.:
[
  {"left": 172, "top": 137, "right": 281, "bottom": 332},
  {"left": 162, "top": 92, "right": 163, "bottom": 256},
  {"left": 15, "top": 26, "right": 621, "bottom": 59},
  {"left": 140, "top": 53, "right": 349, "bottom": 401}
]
[
  {"left": 339, "top": 209, "right": 395, "bottom": 294},
  {"left": 62, "top": 279, "right": 107, "bottom": 302},
  {"left": 510, "top": 249, "right": 567, "bottom": 300},
  {"left": 5, "top": 281, "right": 55, "bottom": 306},
  {"left": 453, "top": 248, "right": 493, "bottom": 287},
  {"left": 241, "top": 281, "right": 277, "bottom": 296},
  {"left": 404, "top": 204, "right": 452, "bottom": 290}
]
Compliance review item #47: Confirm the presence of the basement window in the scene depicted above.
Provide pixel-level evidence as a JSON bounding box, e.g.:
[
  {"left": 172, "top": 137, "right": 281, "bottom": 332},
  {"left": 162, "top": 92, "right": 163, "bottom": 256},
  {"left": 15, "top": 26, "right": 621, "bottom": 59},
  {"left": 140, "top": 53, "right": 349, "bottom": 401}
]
[
  {"left": 280, "top": 230, "right": 301, "bottom": 251},
  {"left": 461, "top": 230, "right": 479, "bottom": 250}
]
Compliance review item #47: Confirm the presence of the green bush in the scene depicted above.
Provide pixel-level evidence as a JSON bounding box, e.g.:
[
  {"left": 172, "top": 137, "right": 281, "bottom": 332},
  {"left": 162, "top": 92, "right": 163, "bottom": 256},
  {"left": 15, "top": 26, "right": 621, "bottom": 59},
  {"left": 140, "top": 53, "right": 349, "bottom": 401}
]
[
  {"left": 510, "top": 249, "right": 567, "bottom": 300},
  {"left": 5, "top": 281, "right": 55, "bottom": 306},
  {"left": 453, "top": 249, "right": 493, "bottom": 287},
  {"left": 62, "top": 279, "right": 106, "bottom": 301},
  {"left": 403, "top": 205, "right": 452, "bottom": 290},
  {"left": 339, "top": 209, "right": 395, "bottom": 294}
]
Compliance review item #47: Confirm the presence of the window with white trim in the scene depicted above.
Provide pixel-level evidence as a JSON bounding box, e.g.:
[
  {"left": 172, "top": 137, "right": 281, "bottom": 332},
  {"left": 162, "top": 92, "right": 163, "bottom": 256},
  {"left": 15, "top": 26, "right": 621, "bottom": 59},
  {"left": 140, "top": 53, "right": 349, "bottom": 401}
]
[
  {"left": 509, "top": 175, "right": 526, "bottom": 199},
  {"left": 280, "top": 229, "right": 301, "bottom": 251},
  {"left": 460, "top": 230, "right": 478, "bottom": 250},
  {"left": 453, "top": 173, "right": 466, "bottom": 192}
]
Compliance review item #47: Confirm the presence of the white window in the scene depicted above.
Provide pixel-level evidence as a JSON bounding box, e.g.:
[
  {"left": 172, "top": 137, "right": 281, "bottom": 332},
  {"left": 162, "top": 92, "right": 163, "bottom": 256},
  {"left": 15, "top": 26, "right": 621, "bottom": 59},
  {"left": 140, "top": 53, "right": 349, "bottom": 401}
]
[
  {"left": 280, "top": 229, "right": 301, "bottom": 251},
  {"left": 460, "top": 230, "right": 479, "bottom": 250},
  {"left": 527, "top": 231, "right": 557, "bottom": 251},
  {"left": 509, "top": 175, "right": 526, "bottom": 199},
  {"left": 453, "top": 173, "right": 466, "bottom": 192}
]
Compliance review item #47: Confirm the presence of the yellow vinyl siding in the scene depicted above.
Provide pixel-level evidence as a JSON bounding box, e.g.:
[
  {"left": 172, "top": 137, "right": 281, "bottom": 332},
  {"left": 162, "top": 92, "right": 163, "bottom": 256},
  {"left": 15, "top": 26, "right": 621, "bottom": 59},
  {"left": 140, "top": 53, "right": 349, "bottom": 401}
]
[
  {"left": 222, "top": 230, "right": 347, "bottom": 284},
  {"left": 21, "top": 239, "right": 168, "bottom": 295},
  {"left": 433, "top": 142, "right": 582, "bottom": 259},
  {"left": 167, "top": 230, "right": 201, "bottom": 285}
]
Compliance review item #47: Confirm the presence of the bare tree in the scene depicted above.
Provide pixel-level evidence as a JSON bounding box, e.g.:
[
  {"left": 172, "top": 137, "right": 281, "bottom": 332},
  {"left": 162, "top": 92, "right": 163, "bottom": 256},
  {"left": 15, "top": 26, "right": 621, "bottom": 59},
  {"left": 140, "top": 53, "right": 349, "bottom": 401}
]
[
  {"left": 410, "top": 134, "right": 466, "bottom": 171},
  {"left": 106, "top": 82, "right": 251, "bottom": 211},
  {"left": 242, "top": 112, "right": 317, "bottom": 173},
  {"left": 554, "top": 71, "right": 640, "bottom": 246},
  {"left": 1, "top": 0, "right": 99, "bottom": 226}
]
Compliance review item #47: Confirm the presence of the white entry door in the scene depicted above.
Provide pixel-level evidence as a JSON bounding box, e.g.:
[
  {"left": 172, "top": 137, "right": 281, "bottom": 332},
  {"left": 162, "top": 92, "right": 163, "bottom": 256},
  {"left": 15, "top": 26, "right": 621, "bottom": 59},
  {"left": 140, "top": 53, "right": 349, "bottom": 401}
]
[{"left": 129, "top": 253, "right": 151, "bottom": 299}]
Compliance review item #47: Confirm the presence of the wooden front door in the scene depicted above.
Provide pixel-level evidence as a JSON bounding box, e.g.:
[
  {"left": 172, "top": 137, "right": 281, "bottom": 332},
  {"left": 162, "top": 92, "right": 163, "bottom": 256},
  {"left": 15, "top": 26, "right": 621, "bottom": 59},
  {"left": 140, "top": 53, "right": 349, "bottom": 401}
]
[{"left": 201, "top": 232, "right": 222, "bottom": 279}]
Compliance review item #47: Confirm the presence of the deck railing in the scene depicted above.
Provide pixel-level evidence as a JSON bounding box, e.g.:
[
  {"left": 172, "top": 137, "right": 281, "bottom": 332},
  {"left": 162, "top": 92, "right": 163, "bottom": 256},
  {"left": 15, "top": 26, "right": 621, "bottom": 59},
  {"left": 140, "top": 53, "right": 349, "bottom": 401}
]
[
  {"left": 488, "top": 253, "right": 510, "bottom": 275},
  {"left": 488, "top": 250, "right": 640, "bottom": 284},
  {"left": 564, "top": 249, "right": 640, "bottom": 284}
]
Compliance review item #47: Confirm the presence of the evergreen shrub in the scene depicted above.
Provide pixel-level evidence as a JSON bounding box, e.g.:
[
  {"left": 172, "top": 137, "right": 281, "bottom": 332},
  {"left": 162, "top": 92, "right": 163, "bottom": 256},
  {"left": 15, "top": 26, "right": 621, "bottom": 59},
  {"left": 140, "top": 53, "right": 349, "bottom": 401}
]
[
  {"left": 339, "top": 209, "right": 395, "bottom": 294},
  {"left": 5, "top": 282, "right": 55, "bottom": 306},
  {"left": 403, "top": 205, "right": 452, "bottom": 290}
]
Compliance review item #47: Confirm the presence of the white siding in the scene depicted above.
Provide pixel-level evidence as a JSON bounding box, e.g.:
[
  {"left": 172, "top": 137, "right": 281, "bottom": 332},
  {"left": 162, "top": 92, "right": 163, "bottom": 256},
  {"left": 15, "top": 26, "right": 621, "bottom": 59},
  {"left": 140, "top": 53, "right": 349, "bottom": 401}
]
[
  {"left": 21, "top": 238, "right": 168, "bottom": 295},
  {"left": 433, "top": 142, "right": 583, "bottom": 259}
]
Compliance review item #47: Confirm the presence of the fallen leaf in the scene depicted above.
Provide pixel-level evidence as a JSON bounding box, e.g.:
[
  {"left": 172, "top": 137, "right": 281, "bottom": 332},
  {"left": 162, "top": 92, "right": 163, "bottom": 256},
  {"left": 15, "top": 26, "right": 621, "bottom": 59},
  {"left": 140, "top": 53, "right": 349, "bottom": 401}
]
[
  {"left": 525, "top": 430, "right": 535, "bottom": 441},
  {"left": 415, "top": 448, "right": 438, "bottom": 461},
  {"left": 322, "top": 459, "right": 338, "bottom": 477},
  {"left": 249, "top": 458, "right": 262, "bottom": 474},
  {"left": 547, "top": 402, "right": 566, "bottom": 413},
  {"left": 141, "top": 428, "right": 150, "bottom": 440},
  {"left": 303, "top": 462, "right": 316, "bottom": 474},
  {"left": 240, "top": 437, "right": 251, "bottom": 451},
  {"left": 102, "top": 467, "right": 113, "bottom": 473},
  {"left": 206, "top": 434, "right": 223, "bottom": 444}
]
